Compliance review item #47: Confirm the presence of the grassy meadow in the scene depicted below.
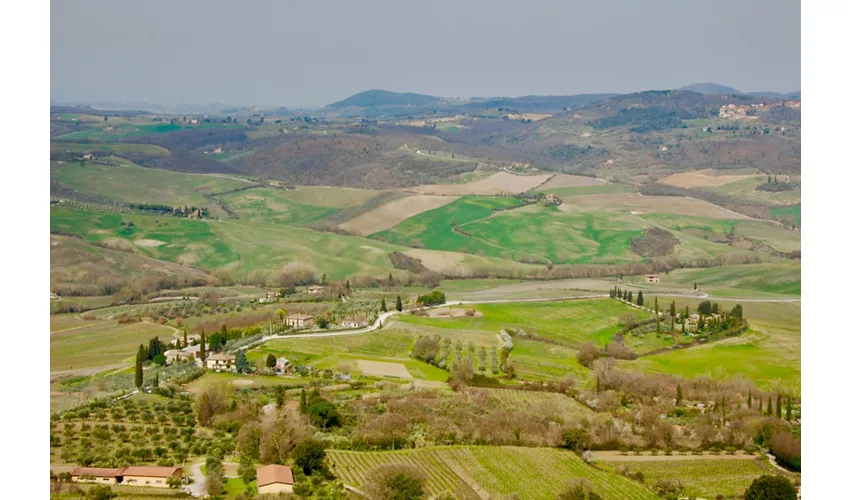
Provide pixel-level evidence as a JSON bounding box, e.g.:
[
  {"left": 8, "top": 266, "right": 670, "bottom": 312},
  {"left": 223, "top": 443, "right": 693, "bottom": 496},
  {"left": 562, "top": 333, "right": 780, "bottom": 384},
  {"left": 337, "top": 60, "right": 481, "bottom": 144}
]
[{"left": 51, "top": 317, "right": 177, "bottom": 372}]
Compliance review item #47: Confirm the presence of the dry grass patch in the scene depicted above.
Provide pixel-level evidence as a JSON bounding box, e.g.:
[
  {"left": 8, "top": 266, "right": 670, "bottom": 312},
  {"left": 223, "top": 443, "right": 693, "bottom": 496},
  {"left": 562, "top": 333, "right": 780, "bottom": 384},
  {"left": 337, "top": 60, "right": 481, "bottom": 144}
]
[
  {"left": 410, "top": 172, "right": 552, "bottom": 196},
  {"left": 339, "top": 195, "right": 458, "bottom": 235},
  {"left": 356, "top": 360, "right": 413, "bottom": 378},
  {"left": 566, "top": 193, "right": 750, "bottom": 219},
  {"left": 535, "top": 173, "right": 607, "bottom": 190},
  {"left": 659, "top": 169, "right": 761, "bottom": 188}
]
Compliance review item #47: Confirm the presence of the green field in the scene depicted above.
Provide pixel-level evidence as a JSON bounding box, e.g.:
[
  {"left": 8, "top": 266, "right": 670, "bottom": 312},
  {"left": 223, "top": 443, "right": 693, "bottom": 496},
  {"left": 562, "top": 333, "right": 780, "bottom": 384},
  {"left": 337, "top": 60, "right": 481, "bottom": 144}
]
[
  {"left": 328, "top": 446, "right": 657, "bottom": 500},
  {"left": 50, "top": 317, "right": 176, "bottom": 372},
  {"left": 770, "top": 204, "right": 802, "bottom": 227},
  {"left": 705, "top": 176, "right": 801, "bottom": 206},
  {"left": 218, "top": 187, "right": 341, "bottom": 225},
  {"left": 656, "top": 262, "right": 801, "bottom": 296},
  {"left": 51, "top": 206, "right": 534, "bottom": 281},
  {"left": 185, "top": 372, "right": 308, "bottom": 391},
  {"left": 374, "top": 196, "right": 770, "bottom": 266},
  {"left": 249, "top": 328, "right": 450, "bottom": 382},
  {"left": 51, "top": 142, "right": 171, "bottom": 157},
  {"left": 395, "top": 299, "right": 653, "bottom": 347},
  {"left": 600, "top": 458, "right": 783, "bottom": 499},
  {"left": 51, "top": 161, "right": 251, "bottom": 217},
  {"left": 626, "top": 298, "right": 801, "bottom": 388},
  {"left": 373, "top": 196, "right": 528, "bottom": 256}
]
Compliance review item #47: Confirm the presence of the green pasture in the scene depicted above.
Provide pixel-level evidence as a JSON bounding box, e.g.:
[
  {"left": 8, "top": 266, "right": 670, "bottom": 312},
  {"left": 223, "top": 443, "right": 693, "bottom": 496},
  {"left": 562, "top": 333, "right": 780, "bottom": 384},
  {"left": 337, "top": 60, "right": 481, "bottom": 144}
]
[
  {"left": 394, "top": 298, "right": 653, "bottom": 348},
  {"left": 770, "top": 204, "right": 801, "bottom": 227},
  {"left": 218, "top": 187, "right": 340, "bottom": 226},
  {"left": 544, "top": 183, "right": 636, "bottom": 197},
  {"left": 656, "top": 262, "right": 800, "bottom": 296},
  {"left": 372, "top": 196, "right": 527, "bottom": 256},
  {"left": 705, "top": 176, "right": 801, "bottom": 206},
  {"left": 51, "top": 142, "right": 171, "bottom": 156},
  {"left": 626, "top": 298, "right": 800, "bottom": 388},
  {"left": 51, "top": 161, "right": 250, "bottom": 217},
  {"left": 50, "top": 318, "right": 176, "bottom": 372}
]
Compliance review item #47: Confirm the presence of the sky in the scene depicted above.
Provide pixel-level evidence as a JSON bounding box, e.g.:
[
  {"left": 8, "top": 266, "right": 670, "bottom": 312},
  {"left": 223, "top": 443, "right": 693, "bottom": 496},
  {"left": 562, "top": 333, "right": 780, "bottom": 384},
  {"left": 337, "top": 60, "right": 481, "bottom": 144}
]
[{"left": 51, "top": 0, "right": 800, "bottom": 107}]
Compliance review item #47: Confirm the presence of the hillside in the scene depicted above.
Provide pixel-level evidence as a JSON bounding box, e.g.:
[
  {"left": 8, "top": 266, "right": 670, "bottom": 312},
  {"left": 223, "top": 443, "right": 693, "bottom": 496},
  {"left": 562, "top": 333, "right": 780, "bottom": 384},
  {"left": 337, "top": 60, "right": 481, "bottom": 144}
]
[
  {"left": 328, "top": 89, "right": 439, "bottom": 108},
  {"left": 679, "top": 82, "right": 741, "bottom": 94},
  {"left": 50, "top": 234, "right": 215, "bottom": 296}
]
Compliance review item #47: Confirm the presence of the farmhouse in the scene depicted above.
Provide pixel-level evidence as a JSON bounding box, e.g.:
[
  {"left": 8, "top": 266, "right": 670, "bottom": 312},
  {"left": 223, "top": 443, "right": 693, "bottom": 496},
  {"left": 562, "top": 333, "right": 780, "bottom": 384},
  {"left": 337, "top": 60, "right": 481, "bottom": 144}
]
[
  {"left": 164, "top": 349, "right": 195, "bottom": 364},
  {"left": 70, "top": 467, "right": 123, "bottom": 484},
  {"left": 266, "top": 291, "right": 278, "bottom": 300},
  {"left": 120, "top": 466, "right": 182, "bottom": 488},
  {"left": 775, "top": 174, "right": 791, "bottom": 183},
  {"left": 645, "top": 274, "right": 660, "bottom": 283},
  {"left": 340, "top": 318, "right": 367, "bottom": 328},
  {"left": 285, "top": 313, "right": 314, "bottom": 329},
  {"left": 275, "top": 357, "right": 291, "bottom": 373},
  {"left": 306, "top": 285, "right": 325, "bottom": 295},
  {"left": 206, "top": 353, "right": 236, "bottom": 371},
  {"left": 256, "top": 464, "right": 295, "bottom": 495},
  {"left": 70, "top": 466, "right": 182, "bottom": 487}
]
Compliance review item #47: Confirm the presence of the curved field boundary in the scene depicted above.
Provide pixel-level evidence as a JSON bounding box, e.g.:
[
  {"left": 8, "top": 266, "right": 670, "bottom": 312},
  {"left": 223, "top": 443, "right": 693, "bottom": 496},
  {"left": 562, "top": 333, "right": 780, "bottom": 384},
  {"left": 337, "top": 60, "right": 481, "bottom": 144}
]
[
  {"left": 339, "top": 195, "right": 459, "bottom": 236},
  {"left": 534, "top": 174, "right": 608, "bottom": 190}
]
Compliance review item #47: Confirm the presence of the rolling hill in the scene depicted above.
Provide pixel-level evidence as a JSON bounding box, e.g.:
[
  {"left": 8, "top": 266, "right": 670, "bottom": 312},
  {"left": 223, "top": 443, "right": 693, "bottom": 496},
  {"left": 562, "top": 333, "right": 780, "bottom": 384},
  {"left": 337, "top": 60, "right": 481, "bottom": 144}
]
[
  {"left": 678, "top": 82, "right": 742, "bottom": 94},
  {"left": 328, "top": 89, "right": 439, "bottom": 108}
]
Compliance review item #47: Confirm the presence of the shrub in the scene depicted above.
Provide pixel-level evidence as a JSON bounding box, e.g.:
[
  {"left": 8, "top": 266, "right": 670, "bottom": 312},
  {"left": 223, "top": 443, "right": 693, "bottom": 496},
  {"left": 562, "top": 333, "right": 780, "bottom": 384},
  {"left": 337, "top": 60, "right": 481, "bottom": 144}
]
[{"left": 743, "top": 475, "right": 797, "bottom": 500}]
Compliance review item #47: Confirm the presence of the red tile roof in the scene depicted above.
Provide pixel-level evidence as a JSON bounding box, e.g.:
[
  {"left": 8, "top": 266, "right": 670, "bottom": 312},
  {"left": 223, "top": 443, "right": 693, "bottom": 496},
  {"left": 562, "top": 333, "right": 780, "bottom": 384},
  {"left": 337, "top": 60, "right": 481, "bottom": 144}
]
[
  {"left": 256, "top": 464, "right": 294, "bottom": 487},
  {"left": 120, "top": 466, "right": 181, "bottom": 478},
  {"left": 70, "top": 467, "right": 124, "bottom": 478}
]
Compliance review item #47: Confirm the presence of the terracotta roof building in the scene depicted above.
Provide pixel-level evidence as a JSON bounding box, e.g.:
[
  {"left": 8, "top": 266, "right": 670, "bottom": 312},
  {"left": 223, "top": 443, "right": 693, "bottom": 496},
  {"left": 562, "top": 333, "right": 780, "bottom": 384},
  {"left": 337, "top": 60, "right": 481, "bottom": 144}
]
[
  {"left": 70, "top": 467, "right": 125, "bottom": 484},
  {"left": 257, "top": 464, "right": 295, "bottom": 494},
  {"left": 121, "top": 466, "right": 182, "bottom": 488}
]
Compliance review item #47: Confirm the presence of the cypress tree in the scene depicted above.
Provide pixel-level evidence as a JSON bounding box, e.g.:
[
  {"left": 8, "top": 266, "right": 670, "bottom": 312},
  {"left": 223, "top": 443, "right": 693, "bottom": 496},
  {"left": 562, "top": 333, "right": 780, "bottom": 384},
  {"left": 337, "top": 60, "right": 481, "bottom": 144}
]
[
  {"left": 345, "top": 280, "right": 351, "bottom": 291},
  {"left": 200, "top": 331, "right": 207, "bottom": 362},
  {"left": 654, "top": 297, "right": 659, "bottom": 315},
  {"left": 183, "top": 330, "right": 188, "bottom": 348},
  {"left": 388, "top": 272, "right": 394, "bottom": 286},
  {"left": 134, "top": 344, "right": 145, "bottom": 388},
  {"left": 596, "top": 375, "right": 602, "bottom": 393},
  {"left": 694, "top": 282, "right": 697, "bottom": 290},
  {"left": 153, "top": 372, "right": 159, "bottom": 388},
  {"left": 776, "top": 393, "right": 783, "bottom": 418},
  {"left": 299, "top": 389, "right": 307, "bottom": 414},
  {"left": 675, "top": 384, "right": 683, "bottom": 406},
  {"left": 767, "top": 397, "right": 773, "bottom": 416},
  {"left": 380, "top": 297, "right": 387, "bottom": 312},
  {"left": 670, "top": 301, "right": 676, "bottom": 317},
  {"left": 395, "top": 295, "right": 402, "bottom": 312},
  {"left": 747, "top": 390, "right": 752, "bottom": 409},
  {"left": 785, "top": 396, "right": 792, "bottom": 421},
  {"left": 636, "top": 291, "right": 644, "bottom": 306},
  {"left": 628, "top": 291, "right": 633, "bottom": 302}
]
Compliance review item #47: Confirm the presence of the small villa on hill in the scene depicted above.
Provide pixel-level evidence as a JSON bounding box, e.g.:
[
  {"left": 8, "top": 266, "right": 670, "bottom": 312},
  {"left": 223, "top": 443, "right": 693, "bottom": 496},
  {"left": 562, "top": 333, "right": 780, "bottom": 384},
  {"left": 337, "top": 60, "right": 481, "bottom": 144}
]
[
  {"left": 306, "top": 285, "right": 325, "bottom": 295},
  {"left": 257, "top": 464, "right": 295, "bottom": 494},
  {"left": 285, "top": 313, "right": 314, "bottom": 329},
  {"left": 206, "top": 353, "right": 236, "bottom": 371},
  {"left": 645, "top": 274, "right": 660, "bottom": 283},
  {"left": 164, "top": 349, "right": 195, "bottom": 364}
]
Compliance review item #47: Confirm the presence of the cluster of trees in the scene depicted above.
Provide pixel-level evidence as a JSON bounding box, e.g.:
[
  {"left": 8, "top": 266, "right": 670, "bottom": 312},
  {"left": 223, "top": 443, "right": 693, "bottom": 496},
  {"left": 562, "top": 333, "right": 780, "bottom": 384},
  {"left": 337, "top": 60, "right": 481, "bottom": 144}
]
[
  {"left": 609, "top": 287, "right": 644, "bottom": 306},
  {"left": 416, "top": 289, "right": 446, "bottom": 306},
  {"left": 127, "top": 203, "right": 210, "bottom": 217}
]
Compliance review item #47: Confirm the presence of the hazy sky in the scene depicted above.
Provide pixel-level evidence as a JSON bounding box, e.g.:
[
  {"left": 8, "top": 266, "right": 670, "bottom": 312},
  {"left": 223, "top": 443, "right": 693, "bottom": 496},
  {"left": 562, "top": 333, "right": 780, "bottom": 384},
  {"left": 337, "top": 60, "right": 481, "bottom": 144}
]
[{"left": 51, "top": 0, "right": 800, "bottom": 107}]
